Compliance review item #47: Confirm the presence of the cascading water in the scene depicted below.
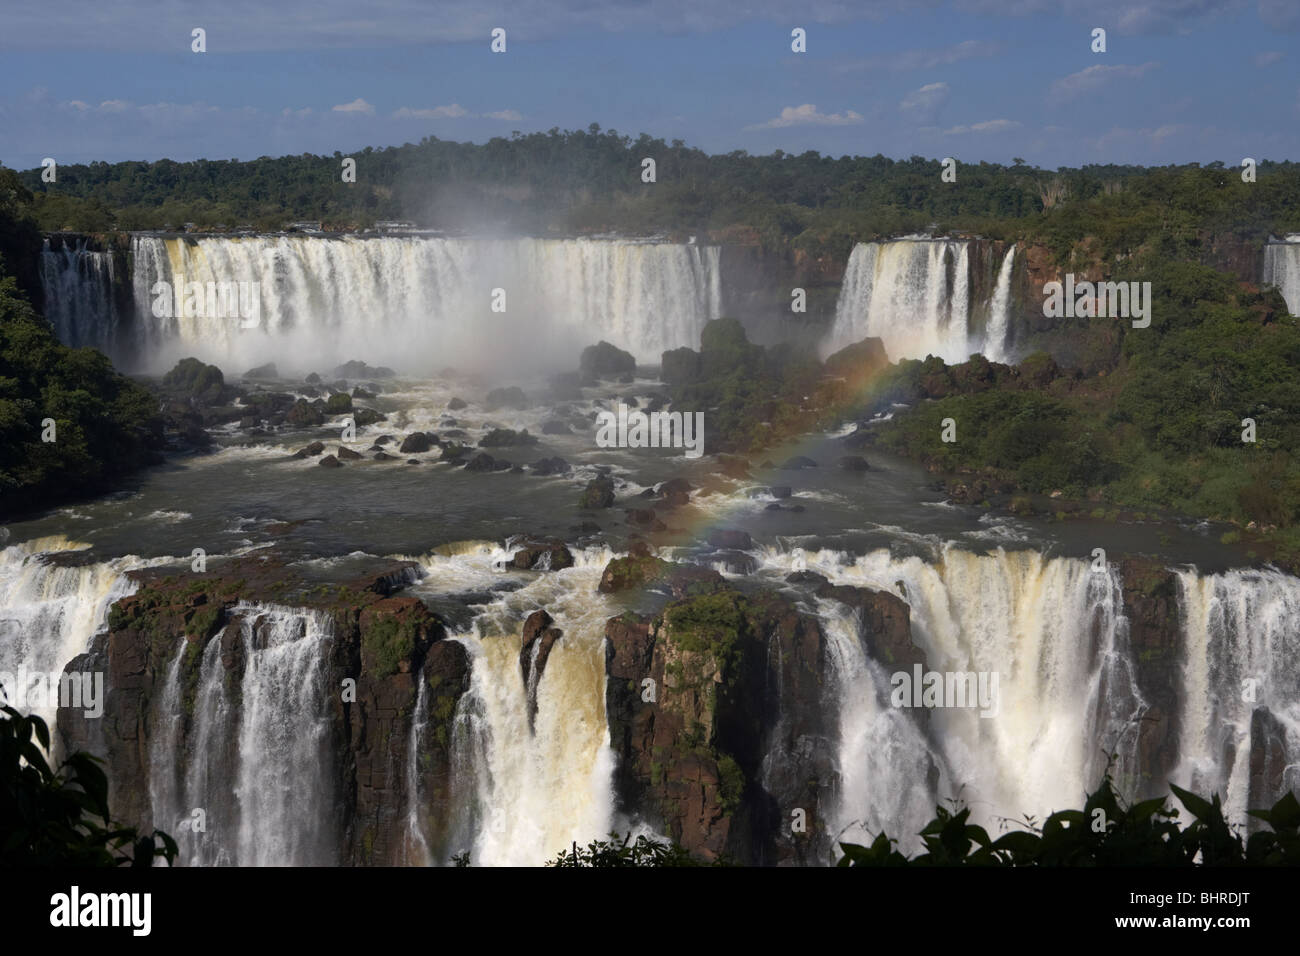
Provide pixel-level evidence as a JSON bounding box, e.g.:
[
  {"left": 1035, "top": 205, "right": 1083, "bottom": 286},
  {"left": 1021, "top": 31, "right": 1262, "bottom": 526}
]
[
  {"left": 0, "top": 536, "right": 164, "bottom": 732},
  {"left": 758, "top": 543, "right": 1146, "bottom": 846},
  {"left": 120, "top": 235, "right": 721, "bottom": 372},
  {"left": 147, "top": 605, "right": 338, "bottom": 866},
  {"left": 983, "top": 246, "right": 1017, "bottom": 363},
  {"left": 1263, "top": 237, "right": 1300, "bottom": 316},
  {"left": 825, "top": 238, "right": 1016, "bottom": 364},
  {"left": 1172, "top": 568, "right": 1300, "bottom": 824},
  {"left": 39, "top": 239, "right": 119, "bottom": 353},
  {"left": 424, "top": 545, "right": 618, "bottom": 865}
]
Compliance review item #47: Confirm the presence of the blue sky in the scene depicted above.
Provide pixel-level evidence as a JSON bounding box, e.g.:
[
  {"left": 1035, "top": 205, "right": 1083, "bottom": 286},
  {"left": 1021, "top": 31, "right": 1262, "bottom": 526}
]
[{"left": 0, "top": 0, "right": 1296, "bottom": 170}]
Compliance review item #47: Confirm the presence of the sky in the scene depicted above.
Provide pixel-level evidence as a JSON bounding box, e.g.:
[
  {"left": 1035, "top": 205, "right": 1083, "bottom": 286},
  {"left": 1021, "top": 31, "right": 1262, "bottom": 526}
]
[{"left": 0, "top": 0, "right": 1297, "bottom": 170}]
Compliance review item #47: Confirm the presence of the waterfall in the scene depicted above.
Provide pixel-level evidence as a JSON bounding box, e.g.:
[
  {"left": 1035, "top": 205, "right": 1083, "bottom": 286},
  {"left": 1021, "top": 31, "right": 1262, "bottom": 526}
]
[
  {"left": 403, "top": 679, "right": 433, "bottom": 866},
  {"left": 38, "top": 239, "right": 119, "bottom": 353},
  {"left": 984, "top": 246, "right": 1017, "bottom": 363},
  {"left": 1173, "top": 568, "right": 1300, "bottom": 824},
  {"left": 434, "top": 548, "right": 617, "bottom": 865},
  {"left": 1263, "top": 237, "right": 1300, "bottom": 316},
  {"left": 0, "top": 536, "right": 157, "bottom": 732},
  {"left": 825, "top": 238, "right": 1016, "bottom": 364},
  {"left": 147, "top": 605, "right": 338, "bottom": 865},
  {"left": 121, "top": 235, "right": 721, "bottom": 372},
  {"left": 759, "top": 544, "right": 1146, "bottom": 845}
]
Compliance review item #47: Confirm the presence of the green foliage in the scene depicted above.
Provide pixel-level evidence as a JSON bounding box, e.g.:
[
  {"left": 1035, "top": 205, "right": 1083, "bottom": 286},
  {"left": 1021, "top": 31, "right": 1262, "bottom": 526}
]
[
  {"left": 0, "top": 705, "right": 177, "bottom": 866},
  {"left": 362, "top": 614, "right": 417, "bottom": 679},
  {"left": 838, "top": 777, "right": 1300, "bottom": 866},
  {"left": 546, "top": 831, "right": 707, "bottom": 867},
  {"left": 0, "top": 269, "right": 162, "bottom": 517}
]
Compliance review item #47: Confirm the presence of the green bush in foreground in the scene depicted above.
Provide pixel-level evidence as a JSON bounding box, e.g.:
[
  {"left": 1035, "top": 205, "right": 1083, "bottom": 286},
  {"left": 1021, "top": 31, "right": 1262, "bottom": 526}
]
[{"left": 0, "top": 705, "right": 176, "bottom": 866}]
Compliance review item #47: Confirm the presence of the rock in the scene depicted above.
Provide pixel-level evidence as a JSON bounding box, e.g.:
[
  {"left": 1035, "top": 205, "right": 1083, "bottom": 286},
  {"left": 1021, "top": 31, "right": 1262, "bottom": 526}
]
[
  {"left": 373, "top": 451, "right": 396, "bottom": 461},
  {"left": 530, "top": 457, "right": 570, "bottom": 476},
  {"left": 579, "top": 476, "right": 616, "bottom": 509},
  {"left": 707, "top": 529, "right": 752, "bottom": 550},
  {"left": 657, "top": 477, "right": 693, "bottom": 499},
  {"left": 484, "top": 386, "right": 528, "bottom": 411},
  {"left": 780, "top": 456, "right": 818, "bottom": 470},
  {"left": 439, "top": 443, "right": 470, "bottom": 463},
  {"left": 463, "top": 452, "right": 502, "bottom": 472},
  {"left": 399, "top": 432, "right": 435, "bottom": 454},
  {"left": 242, "top": 362, "right": 279, "bottom": 380},
  {"left": 375, "top": 435, "right": 396, "bottom": 446},
  {"left": 479, "top": 428, "right": 539, "bottom": 448},
  {"left": 511, "top": 540, "right": 575, "bottom": 571},
  {"left": 293, "top": 441, "right": 326, "bottom": 459},
  {"left": 597, "top": 556, "right": 725, "bottom": 596},
  {"left": 838, "top": 455, "right": 871, "bottom": 472},
  {"left": 710, "top": 550, "right": 758, "bottom": 575},
  {"left": 319, "top": 455, "right": 343, "bottom": 468},
  {"left": 333, "top": 360, "right": 395, "bottom": 380},
  {"left": 447, "top": 397, "right": 468, "bottom": 411},
  {"left": 286, "top": 399, "right": 325, "bottom": 427},
  {"left": 407, "top": 459, "right": 421, "bottom": 465},
  {"left": 660, "top": 346, "right": 701, "bottom": 386},
  {"left": 325, "top": 392, "right": 353, "bottom": 414},
  {"left": 841, "top": 427, "right": 872, "bottom": 449},
  {"left": 716, "top": 455, "right": 752, "bottom": 479},
  {"left": 336, "top": 446, "right": 362, "bottom": 460},
  {"left": 541, "top": 419, "right": 571, "bottom": 435},
  {"left": 352, "top": 408, "right": 386, "bottom": 427},
  {"left": 824, "top": 337, "right": 890, "bottom": 387},
  {"left": 580, "top": 340, "right": 637, "bottom": 380},
  {"left": 769, "top": 486, "right": 792, "bottom": 499},
  {"left": 519, "top": 610, "right": 564, "bottom": 726},
  {"left": 765, "top": 503, "right": 783, "bottom": 511},
  {"left": 352, "top": 387, "right": 375, "bottom": 400},
  {"left": 163, "top": 357, "right": 229, "bottom": 404},
  {"left": 305, "top": 372, "right": 321, "bottom": 385}
]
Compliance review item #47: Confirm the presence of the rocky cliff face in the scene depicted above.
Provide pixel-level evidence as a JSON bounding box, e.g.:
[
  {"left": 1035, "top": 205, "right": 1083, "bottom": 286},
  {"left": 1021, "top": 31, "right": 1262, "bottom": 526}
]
[
  {"left": 56, "top": 553, "right": 471, "bottom": 866},
  {"left": 601, "top": 559, "right": 916, "bottom": 865}
]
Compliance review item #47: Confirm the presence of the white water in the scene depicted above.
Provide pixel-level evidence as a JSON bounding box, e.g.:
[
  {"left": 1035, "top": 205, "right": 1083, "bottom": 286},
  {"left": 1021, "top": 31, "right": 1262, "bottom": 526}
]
[
  {"left": 39, "top": 240, "right": 118, "bottom": 353},
  {"left": 122, "top": 235, "right": 721, "bottom": 373},
  {"left": 759, "top": 543, "right": 1145, "bottom": 848},
  {"left": 1173, "top": 569, "right": 1300, "bottom": 823},
  {"left": 1263, "top": 239, "right": 1300, "bottom": 316},
  {"left": 417, "top": 544, "right": 618, "bottom": 865},
  {"left": 825, "top": 238, "right": 1016, "bottom": 364},
  {"left": 0, "top": 536, "right": 168, "bottom": 731},
  {"left": 984, "top": 246, "right": 1017, "bottom": 363},
  {"left": 148, "top": 605, "right": 337, "bottom": 865}
]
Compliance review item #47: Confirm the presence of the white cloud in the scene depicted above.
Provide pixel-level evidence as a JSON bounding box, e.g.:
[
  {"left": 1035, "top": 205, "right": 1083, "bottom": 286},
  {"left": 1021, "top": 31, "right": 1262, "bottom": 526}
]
[
  {"left": 943, "top": 118, "right": 1021, "bottom": 134},
  {"left": 1049, "top": 62, "right": 1159, "bottom": 101},
  {"left": 98, "top": 99, "right": 130, "bottom": 112},
  {"left": 746, "top": 104, "right": 864, "bottom": 129},
  {"left": 899, "top": 82, "right": 950, "bottom": 123},
  {"left": 395, "top": 102, "right": 473, "bottom": 119},
  {"left": 1254, "top": 50, "right": 1285, "bottom": 67},
  {"left": 332, "top": 98, "right": 375, "bottom": 114},
  {"left": 484, "top": 109, "right": 523, "bottom": 121}
]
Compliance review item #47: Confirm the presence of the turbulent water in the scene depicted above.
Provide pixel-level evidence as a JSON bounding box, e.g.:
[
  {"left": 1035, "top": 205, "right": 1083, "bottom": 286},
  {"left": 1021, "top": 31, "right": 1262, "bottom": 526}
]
[
  {"left": 41, "top": 235, "right": 722, "bottom": 373},
  {"left": 1263, "top": 238, "right": 1300, "bottom": 317},
  {"left": 825, "top": 238, "right": 1016, "bottom": 363}
]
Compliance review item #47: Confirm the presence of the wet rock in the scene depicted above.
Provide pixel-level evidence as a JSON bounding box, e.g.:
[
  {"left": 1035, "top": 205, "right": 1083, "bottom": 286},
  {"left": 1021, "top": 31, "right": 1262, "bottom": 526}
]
[
  {"left": 579, "top": 476, "right": 616, "bottom": 509},
  {"left": 707, "top": 529, "right": 752, "bottom": 550},
  {"left": 479, "top": 428, "right": 539, "bottom": 448},
  {"left": 286, "top": 399, "right": 324, "bottom": 427},
  {"left": 373, "top": 451, "right": 396, "bottom": 461},
  {"left": 293, "top": 441, "right": 326, "bottom": 458},
  {"left": 769, "top": 486, "right": 792, "bottom": 499},
  {"left": 780, "top": 456, "right": 818, "bottom": 470},
  {"left": 352, "top": 407, "right": 386, "bottom": 427},
  {"left": 336, "top": 446, "right": 363, "bottom": 460},
  {"left": 319, "top": 455, "right": 343, "bottom": 468},
  {"left": 530, "top": 456, "right": 570, "bottom": 476},
  {"left": 399, "top": 432, "right": 435, "bottom": 454},
  {"left": 484, "top": 386, "right": 528, "bottom": 411},
  {"left": 510, "top": 539, "right": 574, "bottom": 571},
  {"left": 580, "top": 340, "right": 637, "bottom": 380},
  {"left": 839, "top": 455, "right": 871, "bottom": 472},
  {"left": 709, "top": 550, "right": 758, "bottom": 575},
  {"left": 325, "top": 392, "right": 353, "bottom": 414},
  {"left": 305, "top": 372, "right": 321, "bottom": 385},
  {"left": 242, "top": 362, "right": 279, "bottom": 380},
  {"left": 447, "top": 397, "right": 468, "bottom": 411},
  {"left": 541, "top": 419, "right": 571, "bottom": 435},
  {"left": 333, "top": 360, "right": 395, "bottom": 380}
]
